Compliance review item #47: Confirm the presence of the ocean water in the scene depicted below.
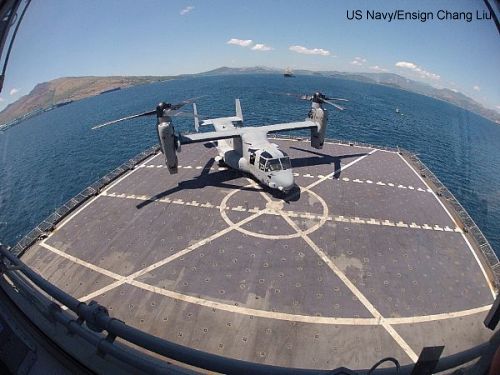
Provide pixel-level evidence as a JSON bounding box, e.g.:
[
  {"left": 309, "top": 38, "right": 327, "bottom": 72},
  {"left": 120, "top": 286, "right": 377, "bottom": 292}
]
[{"left": 0, "top": 74, "right": 499, "bottom": 256}]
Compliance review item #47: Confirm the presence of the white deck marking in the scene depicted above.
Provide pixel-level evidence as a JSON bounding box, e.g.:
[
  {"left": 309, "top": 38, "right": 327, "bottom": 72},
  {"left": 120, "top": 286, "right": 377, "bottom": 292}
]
[
  {"left": 129, "top": 279, "right": 378, "bottom": 325},
  {"left": 73, "top": 184, "right": 265, "bottom": 303},
  {"left": 38, "top": 237, "right": 493, "bottom": 328},
  {"left": 388, "top": 304, "right": 492, "bottom": 324},
  {"left": 302, "top": 149, "right": 378, "bottom": 193},
  {"left": 40, "top": 242, "right": 125, "bottom": 281},
  {"left": 28, "top": 141, "right": 493, "bottom": 362},
  {"left": 277, "top": 206, "right": 418, "bottom": 362},
  {"left": 248, "top": 175, "right": 417, "bottom": 360},
  {"left": 398, "top": 153, "right": 497, "bottom": 297},
  {"left": 220, "top": 181, "right": 330, "bottom": 240}
]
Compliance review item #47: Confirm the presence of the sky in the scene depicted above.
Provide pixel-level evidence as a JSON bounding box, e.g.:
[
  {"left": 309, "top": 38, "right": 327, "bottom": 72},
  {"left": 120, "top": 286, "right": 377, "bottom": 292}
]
[{"left": 0, "top": 0, "right": 499, "bottom": 112}]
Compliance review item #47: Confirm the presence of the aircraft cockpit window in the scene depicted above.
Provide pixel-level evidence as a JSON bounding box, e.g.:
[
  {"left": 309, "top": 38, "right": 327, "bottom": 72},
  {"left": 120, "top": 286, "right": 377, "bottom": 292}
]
[
  {"left": 280, "top": 157, "right": 291, "bottom": 170},
  {"left": 259, "top": 157, "right": 267, "bottom": 170},
  {"left": 265, "top": 159, "right": 282, "bottom": 172}
]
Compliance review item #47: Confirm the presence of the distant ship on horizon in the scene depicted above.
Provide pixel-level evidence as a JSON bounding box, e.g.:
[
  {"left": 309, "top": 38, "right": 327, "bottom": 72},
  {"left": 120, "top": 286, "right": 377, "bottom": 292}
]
[{"left": 284, "top": 67, "right": 294, "bottom": 77}]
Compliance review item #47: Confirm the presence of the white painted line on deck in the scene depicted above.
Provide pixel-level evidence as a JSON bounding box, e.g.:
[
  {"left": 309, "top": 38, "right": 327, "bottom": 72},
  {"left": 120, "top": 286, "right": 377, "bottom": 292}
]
[
  {"left": 37, "top": 236, "right": 492, "bottom": 331},
  {"left": 303, "top": 149, "right": 378, "bottom": 193},
  {"left": 241, "top": 174, "right": 417, "bottom": 361},
  {"left": 73, "top": 183, "right": 266, "bottom": 303},
  {"left": 142, "top": 159, "right": 431, "bottom": 198},
  {"left": 278, "top": 209, "right": 418, "bottom": 362},
  {"left": 40, "top": 242, "right": 124, "bottom": 281},
  {"left": 129, "top": 278, "right": 378, "bottom": 326},
  {"left": 387, "top": 304, "right": 492, "bottom": 325},
  {"left": 100, "top": 191, "right": 459, "bottom": 234},
  {"left": 398, "top": 153, "right": 497, "bottom": 298}
]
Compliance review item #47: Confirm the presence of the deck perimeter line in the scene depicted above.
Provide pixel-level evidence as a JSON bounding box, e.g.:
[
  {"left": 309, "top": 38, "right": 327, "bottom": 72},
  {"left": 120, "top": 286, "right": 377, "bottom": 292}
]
[
  {"left": 387, "top": 304, "right": 492, "bottom": 324},
  {"left": 398, "top": 153, "right": 496, "bottom": 298}
]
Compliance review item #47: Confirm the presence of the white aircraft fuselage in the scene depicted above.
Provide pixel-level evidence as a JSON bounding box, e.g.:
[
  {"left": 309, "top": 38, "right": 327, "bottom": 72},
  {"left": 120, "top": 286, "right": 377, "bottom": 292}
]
[
  {"left": 156, "top": 96, "right": 329, "bottom": 193},
  {"left": 215, "top": 125, "right": 295, "bottom": 192}
]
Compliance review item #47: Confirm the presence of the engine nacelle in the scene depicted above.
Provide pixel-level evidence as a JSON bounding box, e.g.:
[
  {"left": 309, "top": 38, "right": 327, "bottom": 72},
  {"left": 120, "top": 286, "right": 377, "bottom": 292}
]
[
  {"left": 310, "top": 106, "right": 328, "bottom": 149},
  {"left": 157, "top": 119, "right": 178, "bottom": 174}
]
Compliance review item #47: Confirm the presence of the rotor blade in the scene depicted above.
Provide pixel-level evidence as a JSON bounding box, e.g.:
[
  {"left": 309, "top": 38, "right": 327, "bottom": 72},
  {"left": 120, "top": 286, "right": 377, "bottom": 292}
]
[
  {"left": 269, "top": 91, "right": 309, "bottom": 100},
  {"left": 170, "top": 95, "right": 207, "bottom": 110},
  {"left": 92, "top": 109, "right": 156, "bottom": 130},
  {"left": 322, "top": 99, "right": 345, "bottom": 111},
  {"left": 171, "top": 110, "right": 206, "bottom": 119},
  {"left": 326, "top": 97, "right": 349, "bottom": 102},
  {"left": 284, "top": 92, "right": 303, "bottom": 98}
]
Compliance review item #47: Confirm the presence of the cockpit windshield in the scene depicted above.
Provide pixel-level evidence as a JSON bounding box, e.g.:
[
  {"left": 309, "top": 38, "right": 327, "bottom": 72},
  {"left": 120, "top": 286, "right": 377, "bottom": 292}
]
[
  {"left": 262, "top": 157, "right": 292, "bottom": 172},
  {"left": 280, "top": 157, "right": 291, "bottom": 170},
  {"left": 265, "top": 159, "right": 282, "bottom": 172}
]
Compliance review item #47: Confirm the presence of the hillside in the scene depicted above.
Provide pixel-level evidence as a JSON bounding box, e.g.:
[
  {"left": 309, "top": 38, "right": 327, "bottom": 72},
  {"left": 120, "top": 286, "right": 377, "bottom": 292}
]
[
  {"left": 187, "top": 67, "right": 499, "bottom": 123},
  {"left": 0, "top": 76, "right": 170, "bottom": 125},
  {"left": 353, "top": 72, "right": 500, "bottom": 123},
  {"left": 1, "top": 68, "right": 499, "bottom": 126}
]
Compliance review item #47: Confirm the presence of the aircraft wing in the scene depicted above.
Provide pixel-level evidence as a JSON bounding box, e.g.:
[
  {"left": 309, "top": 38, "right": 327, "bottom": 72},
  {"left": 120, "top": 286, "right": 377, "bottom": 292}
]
[
  {"left": 257, "top": 120, "right": 318, "bottom": 134},
  {"left": 179, "top": 120, "right": 318, "bottom": 144},
  {"left": 179, "top": 128, "right": 245, "bottom": 144},
  {"left": 201, "top": 116, "right": 242, "bottom": 126}
]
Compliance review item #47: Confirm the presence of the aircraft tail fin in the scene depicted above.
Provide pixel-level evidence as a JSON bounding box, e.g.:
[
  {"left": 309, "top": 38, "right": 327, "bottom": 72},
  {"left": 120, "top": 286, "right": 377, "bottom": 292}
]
[{"left": 235, "top": 99, "right": 243, "bottom": 121}]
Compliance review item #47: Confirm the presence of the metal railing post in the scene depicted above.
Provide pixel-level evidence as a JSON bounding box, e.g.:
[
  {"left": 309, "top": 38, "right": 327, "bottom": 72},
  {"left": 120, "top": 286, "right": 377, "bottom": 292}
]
[{"left": 410, "top": 346, "right": 444, "bottom": 375}]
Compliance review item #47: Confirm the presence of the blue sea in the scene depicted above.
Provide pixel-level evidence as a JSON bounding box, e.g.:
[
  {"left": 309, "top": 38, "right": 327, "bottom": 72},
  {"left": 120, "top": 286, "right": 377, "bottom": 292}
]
[{"left": 0, "top": 74, "right": 499, "bottom": 256}]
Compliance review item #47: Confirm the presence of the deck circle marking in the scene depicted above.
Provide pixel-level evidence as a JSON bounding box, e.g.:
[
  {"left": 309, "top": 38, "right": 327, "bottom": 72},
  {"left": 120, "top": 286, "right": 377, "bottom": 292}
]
[{"left": 219, "top": 187, "right": 328, "bottom": 239}]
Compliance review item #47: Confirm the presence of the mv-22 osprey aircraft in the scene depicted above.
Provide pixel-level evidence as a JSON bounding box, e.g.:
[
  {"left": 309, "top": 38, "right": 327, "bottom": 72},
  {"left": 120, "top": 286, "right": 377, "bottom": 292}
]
[{"left": 93, "top": 92, "right": 347, "bottom": 193}]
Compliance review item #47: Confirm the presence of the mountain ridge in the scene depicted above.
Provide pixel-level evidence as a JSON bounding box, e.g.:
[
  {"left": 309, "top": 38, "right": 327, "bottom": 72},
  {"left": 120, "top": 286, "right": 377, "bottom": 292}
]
[
  {"left": 1, "top": 67, "right": 498, "bottom": 126},
  {"left": 0, "top": 76, "right": 171, "bottom": 126}
]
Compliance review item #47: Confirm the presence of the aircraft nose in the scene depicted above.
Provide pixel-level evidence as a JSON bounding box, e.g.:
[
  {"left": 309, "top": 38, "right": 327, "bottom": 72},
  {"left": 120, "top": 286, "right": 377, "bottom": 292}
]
[{"left": 273, "top": 171, "right": 295, "bottom": 192}]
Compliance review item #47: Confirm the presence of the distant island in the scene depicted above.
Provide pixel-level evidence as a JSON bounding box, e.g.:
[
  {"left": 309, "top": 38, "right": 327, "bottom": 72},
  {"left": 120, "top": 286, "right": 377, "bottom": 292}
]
[{"left": 1, "top": 67, "right": 498, "bottom": 127}]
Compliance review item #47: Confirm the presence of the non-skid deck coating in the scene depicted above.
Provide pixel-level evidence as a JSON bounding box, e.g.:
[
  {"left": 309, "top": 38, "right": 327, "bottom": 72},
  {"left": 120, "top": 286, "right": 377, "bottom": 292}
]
[{"left": 21, "top": 139, "right": 497, "bottom": 370}]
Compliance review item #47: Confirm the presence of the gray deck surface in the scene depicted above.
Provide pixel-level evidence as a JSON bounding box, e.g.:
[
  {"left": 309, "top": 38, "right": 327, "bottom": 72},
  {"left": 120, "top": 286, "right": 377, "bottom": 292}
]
[{"left": 21, "top": 139, "right": 497, "bottom": 370}]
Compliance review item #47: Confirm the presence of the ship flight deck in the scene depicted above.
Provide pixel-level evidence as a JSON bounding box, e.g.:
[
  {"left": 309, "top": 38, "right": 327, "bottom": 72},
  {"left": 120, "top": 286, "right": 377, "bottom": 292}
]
[{"left": 20, "top": 138, "right": 498, "bottom": 370}]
